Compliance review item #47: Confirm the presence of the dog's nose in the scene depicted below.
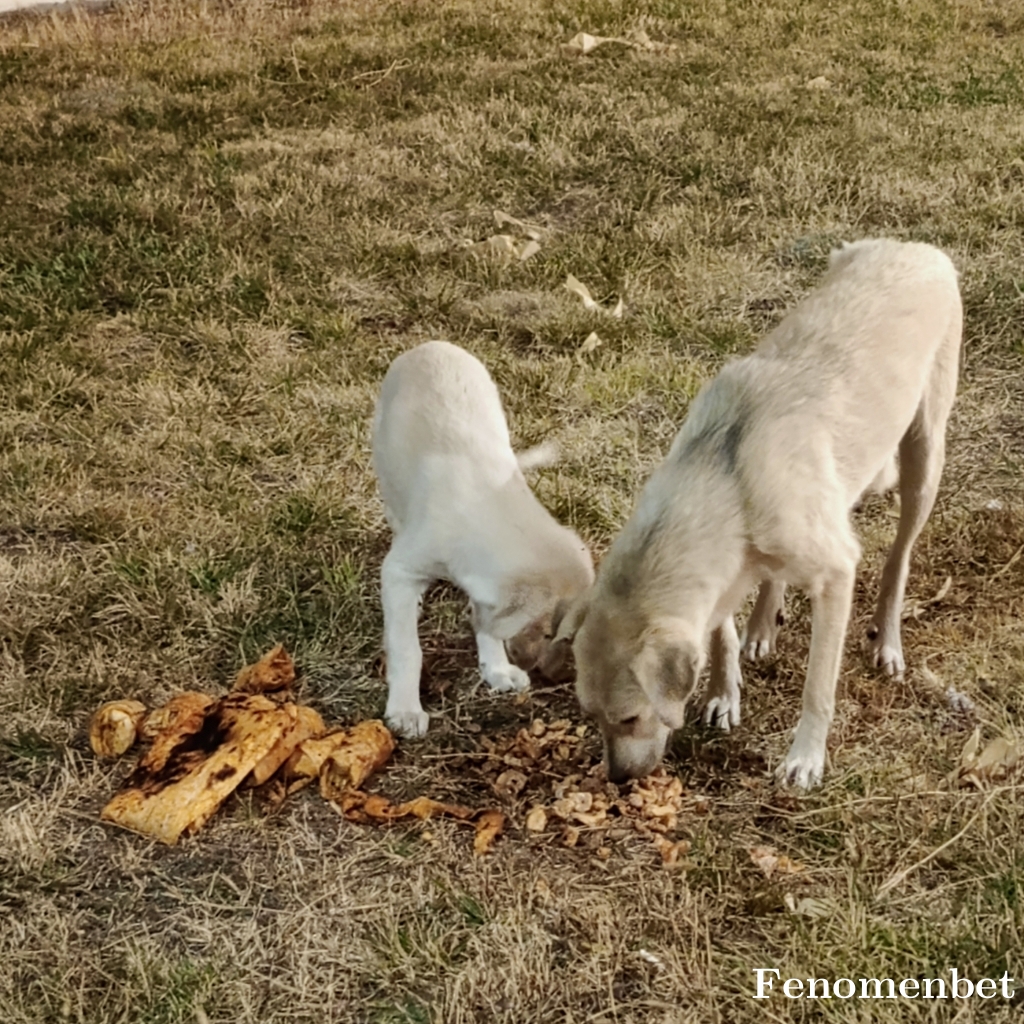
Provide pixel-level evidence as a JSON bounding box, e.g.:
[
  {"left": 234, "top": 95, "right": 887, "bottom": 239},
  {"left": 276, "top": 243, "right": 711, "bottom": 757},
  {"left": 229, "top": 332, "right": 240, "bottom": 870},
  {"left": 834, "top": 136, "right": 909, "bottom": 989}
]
[{"left": 606, "top": 761, "right": 632, "bottom": 785}]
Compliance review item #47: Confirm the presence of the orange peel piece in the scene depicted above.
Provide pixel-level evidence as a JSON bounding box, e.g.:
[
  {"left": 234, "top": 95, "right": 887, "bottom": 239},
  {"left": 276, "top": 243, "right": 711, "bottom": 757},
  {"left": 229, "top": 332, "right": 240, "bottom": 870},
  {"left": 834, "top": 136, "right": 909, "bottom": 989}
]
[
  {"left": 139, "top": 692, "right": 215, "bottom": 743},
  {"left": 233, "top": 643, "right": 296, "bottom": 696},
  {"left": 317, "top": 720, "right": 396, "bottom": 801}
]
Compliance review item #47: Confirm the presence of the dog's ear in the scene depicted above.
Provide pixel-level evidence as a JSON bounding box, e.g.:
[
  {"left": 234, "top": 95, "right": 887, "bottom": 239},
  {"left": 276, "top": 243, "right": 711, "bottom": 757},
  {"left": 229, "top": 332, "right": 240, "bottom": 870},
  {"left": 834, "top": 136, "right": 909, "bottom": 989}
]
[
  {"left": 551, "top": 592, "right": 591, "bottom": 644},
  {"left": 631, "top": 635, "right": 700, "bottom": 730}
]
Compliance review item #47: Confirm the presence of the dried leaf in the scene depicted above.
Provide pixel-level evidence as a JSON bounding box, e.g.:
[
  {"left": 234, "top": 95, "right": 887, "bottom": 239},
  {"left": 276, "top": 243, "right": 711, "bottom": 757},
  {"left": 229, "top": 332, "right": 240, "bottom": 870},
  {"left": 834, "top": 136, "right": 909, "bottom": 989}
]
[
  {"left": 627, "top": 28, "right": 674, "bottom": 52},
  {"left": 784, "top": 895, "right": 832, "bottom": 919},
  {"left": 975, "top": 737, "right": 1017, "bottom": 771},
  {"left": 903, "top": 575, "right": 953, "bottom": 620},
  {"left": 518, "top": 238, "right": 542, "bottom": 262},
  {"left": 565, "top": 274, "right": 623, "bottom": 318},
  {"left": 563, "top": 29, "right": 673, "bottom": 57},
  {"left": 958, "top": 726, "right": 983, "bottom": 773},
  {"left": 472, "top": 233, "right": 517, "bottom": 258},
  {"left": 493, "top": 209, "right": 542, "bottom": 237},
  {"left": 563, "top": 31, "right": 636, "bottom": 56},
  {"left": 89, "top": 700, "right": 147, "bottom": 759},
  {"left": 565, "top": 273, "right": 600, "bottom": 309},
  {"left": 749, "top": 845, "right": 805, "bottom": 878}
]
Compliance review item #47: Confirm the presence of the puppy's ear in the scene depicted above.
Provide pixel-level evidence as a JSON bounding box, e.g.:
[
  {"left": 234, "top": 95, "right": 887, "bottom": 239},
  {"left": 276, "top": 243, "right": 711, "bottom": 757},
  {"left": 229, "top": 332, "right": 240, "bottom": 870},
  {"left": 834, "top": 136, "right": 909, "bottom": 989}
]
[
  {"left": 551, "top": 591, "right": 591, "bottom": 644},
  {"left": 631, "top": 636, "right": 700, "bottom": 730}
]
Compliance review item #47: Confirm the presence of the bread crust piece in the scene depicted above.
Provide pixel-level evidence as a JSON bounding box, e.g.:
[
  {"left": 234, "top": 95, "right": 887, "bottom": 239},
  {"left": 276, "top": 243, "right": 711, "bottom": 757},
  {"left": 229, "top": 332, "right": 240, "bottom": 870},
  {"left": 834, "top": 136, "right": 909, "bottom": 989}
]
[{"left": 101, "top": 692, "right": 295, "bottom": 844}]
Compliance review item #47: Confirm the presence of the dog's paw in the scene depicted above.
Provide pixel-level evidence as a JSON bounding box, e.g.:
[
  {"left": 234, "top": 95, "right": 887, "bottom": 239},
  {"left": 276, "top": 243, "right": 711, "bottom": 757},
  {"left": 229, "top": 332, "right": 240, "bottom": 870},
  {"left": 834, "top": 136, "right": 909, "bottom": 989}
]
[
  {"left": 483, "top": 664, "right": 530, "bottom": 694},
  {"left": 741, "top": 637, "right": 774, "bottom": 661},
  {"left": 867, "top": 634, "right": 905, "bottom": 680},
  {"left": 777, "top": 753, "right": 824, "bottom": 790},
  {"left": 777, "top": 746, "right": 825, "bottom": 789},
  {"left": 703, "top": 693, "right": 741, "bottom": 732},
  {"left": 385, "top": 708, "right": 430, "bottom": 738}
]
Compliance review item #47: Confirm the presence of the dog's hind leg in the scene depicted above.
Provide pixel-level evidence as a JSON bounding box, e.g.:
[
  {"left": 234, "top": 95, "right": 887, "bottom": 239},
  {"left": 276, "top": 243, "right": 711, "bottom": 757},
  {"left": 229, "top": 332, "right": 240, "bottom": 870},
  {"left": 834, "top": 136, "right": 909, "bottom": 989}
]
[
  {"left": 381, "top": 548, "right": 432, "bottom": 737},
  {"left": 475, "top": 630, "right": 531, "bottom": 694},
  {"left": 741, "top": 579, "right": 787, "bottom": 660},
  {"left": 704, "top": 615, "right": 742, "bottom": 730},
  {"left": 868, "top": 324, "right": 960, "bottom": 678},
  {"left": 780, "top": 561, "right": 856, "bottom": 788}
]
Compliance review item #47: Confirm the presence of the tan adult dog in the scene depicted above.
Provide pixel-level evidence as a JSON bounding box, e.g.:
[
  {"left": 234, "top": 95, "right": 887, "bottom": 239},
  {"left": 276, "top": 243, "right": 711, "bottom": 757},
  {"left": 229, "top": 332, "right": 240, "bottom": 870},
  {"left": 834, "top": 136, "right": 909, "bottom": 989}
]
[
  {"left": 373, "top": 341, "right": 594, "bottom": 737},
  {"left": 555, "top": 239, "right": 962, "bottom": 787}
]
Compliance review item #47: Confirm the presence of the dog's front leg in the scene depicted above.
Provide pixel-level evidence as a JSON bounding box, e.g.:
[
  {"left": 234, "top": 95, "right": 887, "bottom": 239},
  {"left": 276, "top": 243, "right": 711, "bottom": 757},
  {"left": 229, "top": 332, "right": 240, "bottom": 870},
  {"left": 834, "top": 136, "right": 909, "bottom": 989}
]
[
  {"left": 741, "top": 579, "right": 786, "bottom": 660},
  {"left": 780, "top": 567, "right": 854, "bottom": 788},
  {"left": 381, "top": 551, "right": 431, "bottom": 737},
  {"left": 704, "top": 615, "right": 742, "bottom": 731},
  {"left": 475, "top": 631, "right": 531, "bottom": 694}
]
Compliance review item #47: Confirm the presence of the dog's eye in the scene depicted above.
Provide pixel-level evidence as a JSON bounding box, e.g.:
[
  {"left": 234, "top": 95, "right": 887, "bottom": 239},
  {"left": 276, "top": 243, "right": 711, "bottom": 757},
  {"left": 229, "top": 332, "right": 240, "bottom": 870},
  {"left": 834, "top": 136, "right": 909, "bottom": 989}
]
[{"left": 620, "top": 715, "right": 640, "bottom": 727}]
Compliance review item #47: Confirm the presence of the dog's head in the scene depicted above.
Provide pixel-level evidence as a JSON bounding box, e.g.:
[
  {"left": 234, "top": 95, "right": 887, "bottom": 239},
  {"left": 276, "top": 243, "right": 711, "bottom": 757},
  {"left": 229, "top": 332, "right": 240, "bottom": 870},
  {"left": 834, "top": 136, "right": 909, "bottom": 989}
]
[{"left": 554, "top": 593, "right": 703, "bottom": 782}]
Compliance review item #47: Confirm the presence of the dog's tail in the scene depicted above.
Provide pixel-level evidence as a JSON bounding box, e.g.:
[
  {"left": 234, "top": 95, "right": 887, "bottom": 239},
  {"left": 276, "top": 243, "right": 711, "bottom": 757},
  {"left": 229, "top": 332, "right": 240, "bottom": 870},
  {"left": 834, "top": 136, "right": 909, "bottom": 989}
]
[{"left": 516, "top": 440, "right": 560, "bottom": 473}]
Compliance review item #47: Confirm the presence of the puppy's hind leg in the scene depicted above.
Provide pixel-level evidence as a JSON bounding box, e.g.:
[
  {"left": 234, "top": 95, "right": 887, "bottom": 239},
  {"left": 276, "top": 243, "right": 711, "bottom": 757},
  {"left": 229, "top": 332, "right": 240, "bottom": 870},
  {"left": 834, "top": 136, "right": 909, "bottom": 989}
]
[
  {"left": 475, "top": 630, "right": 531, "bottom": 694},
  {"left": 704, "top": 615, "right": 742, "bottom": 731},
  {"left": 381, "top": 548, "right": 432, "bottom": 737},
  {"left": 868, "top": 330, "right": 959, "bottom": 679},
  {"left": 741, "top": 579, "right": 787, "bottom": 661}
]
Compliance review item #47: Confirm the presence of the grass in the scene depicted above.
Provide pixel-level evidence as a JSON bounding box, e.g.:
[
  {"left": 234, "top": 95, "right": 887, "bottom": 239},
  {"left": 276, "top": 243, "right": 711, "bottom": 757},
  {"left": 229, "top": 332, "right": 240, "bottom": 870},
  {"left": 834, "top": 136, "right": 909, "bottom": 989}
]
[{"left": 1, "top": 0, "right": 1023, "bottom": 1020}]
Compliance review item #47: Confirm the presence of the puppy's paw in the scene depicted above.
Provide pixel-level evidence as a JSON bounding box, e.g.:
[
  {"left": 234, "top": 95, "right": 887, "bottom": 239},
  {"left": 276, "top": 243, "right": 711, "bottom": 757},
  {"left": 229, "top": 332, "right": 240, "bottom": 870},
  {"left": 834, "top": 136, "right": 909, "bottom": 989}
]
[
  {"left": 703, "top": 692, "right": 741, "bottom": 732},
  {"left": 483, "top": 664, "right": 531, "bottom": 694},
  {"left": 385, "top": 708, "right": 430, "bottom": 738},
  {"left": 741, "top": 637, "right": 773, "bottom": 661},
  {"left": 777, "top": 746, "right": 825, "bottom": 789}
]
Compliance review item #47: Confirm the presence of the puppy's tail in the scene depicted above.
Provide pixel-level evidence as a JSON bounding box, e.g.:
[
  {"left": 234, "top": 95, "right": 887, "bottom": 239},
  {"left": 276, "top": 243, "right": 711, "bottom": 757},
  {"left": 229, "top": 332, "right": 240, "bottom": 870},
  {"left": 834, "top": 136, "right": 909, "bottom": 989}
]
[{"left": 515, "top": 440, "right": 560, "bottom": 473}]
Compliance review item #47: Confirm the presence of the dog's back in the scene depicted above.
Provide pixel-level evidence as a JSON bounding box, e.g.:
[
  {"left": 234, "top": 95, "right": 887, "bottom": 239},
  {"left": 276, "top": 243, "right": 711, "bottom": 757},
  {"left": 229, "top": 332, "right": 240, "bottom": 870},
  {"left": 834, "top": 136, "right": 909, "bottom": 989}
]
[
  {"left": 372, "top": 341, "right": 518, "bottom": 532},
  {"left": 677, "top": 239, "right": 961, "bottom": 517}
]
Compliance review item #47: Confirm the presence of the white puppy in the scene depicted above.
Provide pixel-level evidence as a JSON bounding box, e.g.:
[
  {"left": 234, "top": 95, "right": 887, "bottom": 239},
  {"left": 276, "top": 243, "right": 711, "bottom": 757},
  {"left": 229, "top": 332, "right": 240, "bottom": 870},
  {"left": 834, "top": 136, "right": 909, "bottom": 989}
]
[
  {"left": 372, "top": 341, "right": 594, "bottom": 737},
  {"left": 555, "top": 239, "right": 962, "bottom": 788}
]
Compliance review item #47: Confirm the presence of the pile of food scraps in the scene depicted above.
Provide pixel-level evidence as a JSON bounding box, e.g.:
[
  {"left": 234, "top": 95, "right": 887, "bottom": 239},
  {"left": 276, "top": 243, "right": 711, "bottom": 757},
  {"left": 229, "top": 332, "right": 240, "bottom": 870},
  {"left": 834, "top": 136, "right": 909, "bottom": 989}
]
[
  {"left": 90, "top": 645, "right": 504, "bottom": 852},
  {"left": 91, "top": 648, "right": 703, "bottom": 863},
  {"left": 463, "top": 718, "right": 701, "bottom": 865}
]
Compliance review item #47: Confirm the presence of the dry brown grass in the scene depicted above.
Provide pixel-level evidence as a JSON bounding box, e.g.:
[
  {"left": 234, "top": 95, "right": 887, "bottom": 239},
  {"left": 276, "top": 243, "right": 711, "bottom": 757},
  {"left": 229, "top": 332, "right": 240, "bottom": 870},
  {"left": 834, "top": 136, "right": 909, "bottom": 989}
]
[{"left": 1, "top": 0, "right": 1023, "bottom": 1020}]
